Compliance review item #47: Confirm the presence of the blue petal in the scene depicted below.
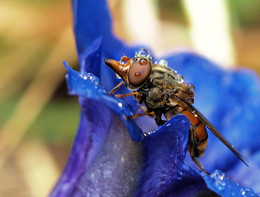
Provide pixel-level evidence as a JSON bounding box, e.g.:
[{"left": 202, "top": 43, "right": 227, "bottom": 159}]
[
  {"left": 68, "top": 112, "right": 143, "bottom": 197},
  {"left": 65, "top": 63, "right": 143, "bottom": 142},
  {"left": 134, "top": 115, "right": 211, "bottom": 197},
  {"left": 62, "top": 0, "right": 260, "bottom": 194},
  {"left": 203, "top": 170, "right": 260, "bottom": 197},
  {"left": 50, "top": 65, "right": 145, "bottom": 196},
  {"left": 79, "top": 37, "right": 103, "bottom": 77}
]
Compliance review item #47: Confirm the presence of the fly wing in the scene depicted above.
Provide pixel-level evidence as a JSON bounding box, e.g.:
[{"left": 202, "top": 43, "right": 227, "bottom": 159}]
[{"left": 172, "top": 95, "right": 249, "bottom": 166}]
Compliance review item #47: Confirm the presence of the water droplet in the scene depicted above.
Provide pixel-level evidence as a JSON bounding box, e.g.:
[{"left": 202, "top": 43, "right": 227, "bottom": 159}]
[
  {"left": 87, "top": 73, "right": 93, "bottom": 78},
  {"left": 158, "top": 59, "right": 168, "bottom": 67},
  {"left": 115, "top": 73, "right": 121, "bottom": 79},
  {"left": 95, "top": 80, "right": 99, "bottom": 85},
  {"left": 87, "top": 73, "right": 99, "bottom": 85},
  {"left": 215, "top": 180, "right": 225, "bottom": 191},
  {"left": 176, "top": 74, "right": 184, "bottom": 83},
  {"left": 245, "top": 188, "right": 255, "bottom": 196},
  {"left": 119, "top": 60, "right": 125, "bottom": 65},
  {"left": 79, "top": 72, "right": 88, "bottom": 80},
  {"left": 211, "top": 171, "right": 227, "bottom": 191},
  {"left": 137, "top": 48, "right": 150, "bottom": 57},
  {"left": 192, "top": 111, "right": 198, "bottom": 117},
  {"left": 166, "top": 123, "right": 171, "bottom": 127},
  {"left": 187, "top": 83, "right": 195, "bottom": 92},
  {"left": 213, "top": 170, "right": 225, "bottom": 181},
  {"left": 240, "top": 189, "right": 246, "bottom": 196}
]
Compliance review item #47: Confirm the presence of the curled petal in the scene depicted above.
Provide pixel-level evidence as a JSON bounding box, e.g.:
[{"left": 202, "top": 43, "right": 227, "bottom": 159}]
[
  {"left": 135, "top": 115, "right": 212, "bottom": 197},
  {"left": 50, "top": 63, "right": 144, "bottom": 196}
]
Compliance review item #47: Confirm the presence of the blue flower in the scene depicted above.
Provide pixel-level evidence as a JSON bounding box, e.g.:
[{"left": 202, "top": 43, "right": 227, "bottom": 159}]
[{"left": 50, "top": 0, "right": 260, "bottom": 196}]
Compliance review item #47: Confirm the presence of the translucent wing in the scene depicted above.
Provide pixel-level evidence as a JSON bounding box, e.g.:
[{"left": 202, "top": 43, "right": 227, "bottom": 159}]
[{"left": 172, "top": 95, "right": 249, "bottom": 167}]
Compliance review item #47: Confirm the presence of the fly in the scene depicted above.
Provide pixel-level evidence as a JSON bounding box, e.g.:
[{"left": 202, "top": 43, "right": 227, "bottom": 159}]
[{"left": 104, "top": 48, "right": 248, "bottom": 175}]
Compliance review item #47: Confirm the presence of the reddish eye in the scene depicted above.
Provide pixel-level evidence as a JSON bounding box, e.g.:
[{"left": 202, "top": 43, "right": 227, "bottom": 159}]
[{"left": 128, "top": 60, "right": 151, "bottom": 87}]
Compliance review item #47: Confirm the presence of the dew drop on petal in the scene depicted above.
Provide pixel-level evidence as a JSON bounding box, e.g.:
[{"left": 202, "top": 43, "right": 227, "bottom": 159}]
[
  {"left": 181, "top": 119, "right": 186, "bottom": 124},
  {"left": 240, "top": 189, "right": 246, "bottom": 196},
  {"left": 245, "top": 188, "right": 255, "bottom": 196},
  {"left": 210, "top": 170, "right": 226, "bottom": 191},
  {"left": 213, "top": 170, "right": 225, "bottom": 181},
  {"left": 79, "top": 71, "right": 88, "bottom": 80},
  {"left": 87, "top": 73, "right": 99, "bottom": 85}
]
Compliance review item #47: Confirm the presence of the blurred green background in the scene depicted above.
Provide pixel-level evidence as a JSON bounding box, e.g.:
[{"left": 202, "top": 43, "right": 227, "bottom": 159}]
[{"left": 0, "top": 0, "right": 260, "bottom": 196}]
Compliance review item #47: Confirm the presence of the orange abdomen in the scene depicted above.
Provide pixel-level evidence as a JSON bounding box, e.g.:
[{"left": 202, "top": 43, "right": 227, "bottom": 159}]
[{"left": 181, "top": 110, "right": 208, "bottom": 157}]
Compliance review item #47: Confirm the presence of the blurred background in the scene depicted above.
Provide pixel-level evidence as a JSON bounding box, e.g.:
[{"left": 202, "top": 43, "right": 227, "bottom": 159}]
[{"left": 0, "top": 0, "right": 259, "bottom": 196}]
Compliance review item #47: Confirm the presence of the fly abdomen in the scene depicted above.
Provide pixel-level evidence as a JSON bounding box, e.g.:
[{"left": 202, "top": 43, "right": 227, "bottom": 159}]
[{"left": 181, "top": 110, "right": 208, "bottom": 157}]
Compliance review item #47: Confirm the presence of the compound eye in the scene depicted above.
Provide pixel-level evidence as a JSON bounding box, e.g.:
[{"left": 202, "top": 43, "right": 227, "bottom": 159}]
[{"left": 128, "top": 59, "right": 151, "bottom": 86}]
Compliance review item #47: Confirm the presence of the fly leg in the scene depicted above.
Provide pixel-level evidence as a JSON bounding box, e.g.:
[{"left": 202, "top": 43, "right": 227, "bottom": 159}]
[
  {"left": 109, "top": 81, "right": 124, "bottom": 95},
  {"left": 189, "top": 129, "right": 211, "bottom": 175},
  {"left": 126, "top": 105, "right": 154, "bottom": 119},
  {"left": 115, "top": 92, "right": 142, "bottom": 103},
  {"left": 126, "top": 111, "right": 155, "bottom": 120},
  {"left": 135, "top": 106, "right": 148, "bottom": 114},
  {"left": 109, "top": 82, "right": 142, "bottom": 102}
]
